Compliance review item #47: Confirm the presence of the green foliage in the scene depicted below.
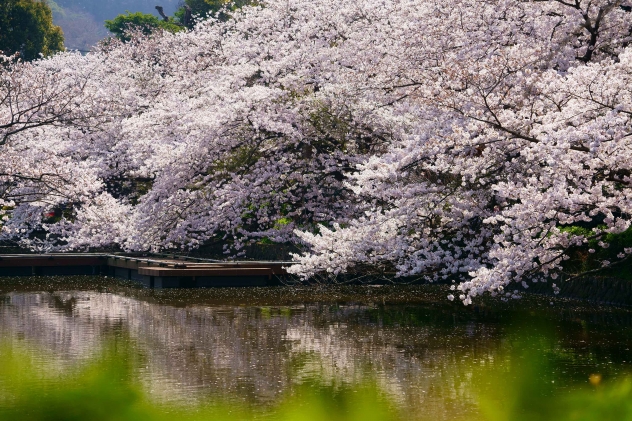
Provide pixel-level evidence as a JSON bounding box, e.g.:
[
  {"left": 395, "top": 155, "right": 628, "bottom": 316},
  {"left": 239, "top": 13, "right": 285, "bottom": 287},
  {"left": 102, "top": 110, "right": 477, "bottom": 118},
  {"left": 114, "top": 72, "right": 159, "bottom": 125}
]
[
  {"left": 564, "top": 379, "right": 632, "bottom": 421},
  {"left": 0, "top": 0, "right": 64, "bottom": 60},
  {"left": 0, "top": 341, "right": 396, "bottom": 421},
  {"left": 0, "top": 342, "right": 155, "bottom": 421},
  {"left": 104, "top": 12, "right": 182, "bottom": 42},
  {"left": 208, "top": 144, "right": 262, "bottom": 174},
  {"left": 2, "top": 328, "right": 632, "bottom": 421},
  {"left": 308, "top": 102, "right": 352, "bottom": 153},
  {"left": 274, "top": 216, "right": 293, "bottom": 229},
  {"left": 470, "top": 328, "right": 632, "bottom": 421},
  {"left": 561, "top": 225, "right": 632, "bottom": 280}
]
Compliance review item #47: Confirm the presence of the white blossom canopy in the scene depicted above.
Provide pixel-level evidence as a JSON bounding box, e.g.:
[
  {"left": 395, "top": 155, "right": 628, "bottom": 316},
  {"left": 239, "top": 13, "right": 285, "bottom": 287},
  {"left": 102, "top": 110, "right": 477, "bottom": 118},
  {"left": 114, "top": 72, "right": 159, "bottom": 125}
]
[{"left": 2, "top": 0, "right": 632, "bottom": 303}]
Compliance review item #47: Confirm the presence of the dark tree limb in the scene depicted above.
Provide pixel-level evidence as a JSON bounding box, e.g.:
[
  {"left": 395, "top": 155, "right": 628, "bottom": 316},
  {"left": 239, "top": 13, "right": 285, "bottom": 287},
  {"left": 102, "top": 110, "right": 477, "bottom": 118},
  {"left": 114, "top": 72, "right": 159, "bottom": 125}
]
[{"left": 155, "top": 6, "right": 169, "bottom": 22}]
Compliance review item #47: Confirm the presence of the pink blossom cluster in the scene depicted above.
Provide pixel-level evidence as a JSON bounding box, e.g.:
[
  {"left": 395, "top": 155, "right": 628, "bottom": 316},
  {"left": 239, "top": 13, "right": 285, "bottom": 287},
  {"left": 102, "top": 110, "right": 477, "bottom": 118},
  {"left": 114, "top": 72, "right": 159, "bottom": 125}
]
[{"left": 1, "top": 0, "right": 632, "bottom": 303}]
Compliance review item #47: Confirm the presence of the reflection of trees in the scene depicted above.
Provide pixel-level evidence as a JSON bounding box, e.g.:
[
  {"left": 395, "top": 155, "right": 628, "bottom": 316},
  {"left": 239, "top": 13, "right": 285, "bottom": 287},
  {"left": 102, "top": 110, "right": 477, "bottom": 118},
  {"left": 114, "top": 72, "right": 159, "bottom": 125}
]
[
  {"left": 0, "top": 292, "right": 502, "bottom": 418},
  {"left": 1, "top": 291, "right": 626, "bottom": 420}
]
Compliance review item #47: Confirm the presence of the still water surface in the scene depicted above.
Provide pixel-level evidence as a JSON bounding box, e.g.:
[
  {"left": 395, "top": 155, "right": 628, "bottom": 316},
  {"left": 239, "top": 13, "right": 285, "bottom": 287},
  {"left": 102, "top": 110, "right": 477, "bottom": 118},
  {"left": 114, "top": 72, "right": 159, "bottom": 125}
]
[{"left": 0, "top": 276, "right": 631, "bottom": 419}]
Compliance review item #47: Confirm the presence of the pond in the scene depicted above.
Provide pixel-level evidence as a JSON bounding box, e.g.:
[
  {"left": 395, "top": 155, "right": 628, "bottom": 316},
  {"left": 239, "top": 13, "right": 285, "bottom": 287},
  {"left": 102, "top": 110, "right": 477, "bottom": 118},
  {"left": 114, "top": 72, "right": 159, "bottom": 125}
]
[{"left": 0, "top": 276, "right": 631, "bottom": 420}]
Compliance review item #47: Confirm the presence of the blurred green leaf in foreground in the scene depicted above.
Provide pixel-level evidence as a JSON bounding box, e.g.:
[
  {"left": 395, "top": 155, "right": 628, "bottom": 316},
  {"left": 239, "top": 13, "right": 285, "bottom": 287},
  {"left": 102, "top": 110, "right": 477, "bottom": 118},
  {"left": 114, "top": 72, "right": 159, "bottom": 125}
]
[{"left": 0, "top": 331, "right": 631, "bottom": 421}]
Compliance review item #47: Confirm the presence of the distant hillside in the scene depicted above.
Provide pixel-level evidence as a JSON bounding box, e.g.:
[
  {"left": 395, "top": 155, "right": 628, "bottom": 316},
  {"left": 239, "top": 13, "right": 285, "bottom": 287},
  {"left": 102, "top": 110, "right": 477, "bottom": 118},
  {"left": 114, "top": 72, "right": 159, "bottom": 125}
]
[{"left": 49, "top": 0, "right": 179, "bottom": 51}]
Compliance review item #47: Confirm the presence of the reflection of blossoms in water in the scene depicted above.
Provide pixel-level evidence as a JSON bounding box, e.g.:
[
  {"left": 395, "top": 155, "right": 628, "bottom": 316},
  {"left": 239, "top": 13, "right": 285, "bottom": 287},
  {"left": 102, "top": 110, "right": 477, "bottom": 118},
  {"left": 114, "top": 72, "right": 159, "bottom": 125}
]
[
  {"left": 0, "top": 291, "right": 497, "bottom": 412},
  {"left": 282, "top": 308, "right": 498, "bottom": 410},
  {"left": 0, "top": 289, "right": 593, "bottom": 420}
]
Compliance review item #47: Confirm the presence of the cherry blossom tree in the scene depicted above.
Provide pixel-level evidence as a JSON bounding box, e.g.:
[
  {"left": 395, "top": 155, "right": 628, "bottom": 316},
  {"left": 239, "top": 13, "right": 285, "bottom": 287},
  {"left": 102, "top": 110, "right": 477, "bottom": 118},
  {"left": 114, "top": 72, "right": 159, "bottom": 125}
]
[
  {"left": 0, "top": 47, "right": 154, "bottom": 249},
  {"left": 2, "top": 0, "right": 632, "bottom": 303},
  {"left": 288, "top": 0, "right": 632, "bottom": 303}
]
